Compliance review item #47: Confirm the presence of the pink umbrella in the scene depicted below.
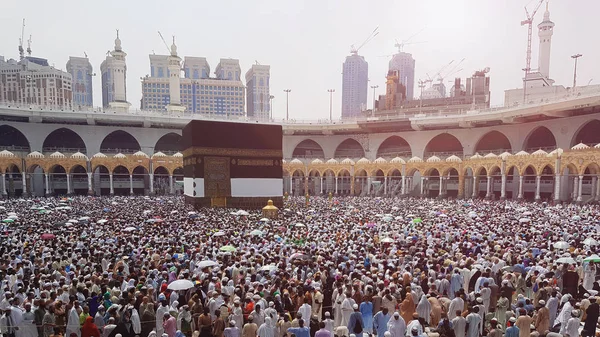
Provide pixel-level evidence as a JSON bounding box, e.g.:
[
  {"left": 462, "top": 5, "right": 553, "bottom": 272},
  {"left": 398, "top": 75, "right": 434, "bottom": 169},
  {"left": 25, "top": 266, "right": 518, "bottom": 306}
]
[{"left": 41, "top": 233, "right": 55, "bottom": 240}]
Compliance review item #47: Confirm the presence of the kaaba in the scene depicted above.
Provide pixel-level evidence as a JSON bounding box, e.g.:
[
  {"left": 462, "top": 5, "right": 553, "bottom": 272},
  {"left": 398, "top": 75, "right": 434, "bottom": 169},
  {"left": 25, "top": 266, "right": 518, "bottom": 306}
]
[{"left": 182, "top": 120, "right": 283, "bottom": 209}]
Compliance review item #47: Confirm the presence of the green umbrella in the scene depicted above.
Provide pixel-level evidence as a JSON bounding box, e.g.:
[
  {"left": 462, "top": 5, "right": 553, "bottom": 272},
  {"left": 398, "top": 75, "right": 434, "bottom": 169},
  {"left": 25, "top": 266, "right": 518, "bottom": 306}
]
[
  {"left": 412, "top": 218, "right": 422, "bottom": 223},
  {"left": 2, "top": 219, "right": 14, "bottom": 223},
  {"left": 39, "top": 210, "right": 48, "bottom": 214},
  {"left": 584, "top": 254, "right": 600, "bottom": 263},
  {"left": 220, "top": 245, "right": 236, "bottom": 252}
]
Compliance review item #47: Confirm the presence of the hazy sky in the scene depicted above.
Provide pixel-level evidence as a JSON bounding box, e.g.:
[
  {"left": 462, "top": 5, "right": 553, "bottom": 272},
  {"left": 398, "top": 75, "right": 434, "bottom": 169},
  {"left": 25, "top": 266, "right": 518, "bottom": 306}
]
[{"left": 1, "top": 0, "right": 598, "bottom": 120}]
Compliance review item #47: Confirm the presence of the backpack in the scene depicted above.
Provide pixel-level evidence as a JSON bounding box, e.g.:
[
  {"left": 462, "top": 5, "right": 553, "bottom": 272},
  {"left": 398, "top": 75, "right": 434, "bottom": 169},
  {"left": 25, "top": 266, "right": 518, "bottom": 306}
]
[{"left": 353, "top": 318, "right": 363, "bottom": 334}]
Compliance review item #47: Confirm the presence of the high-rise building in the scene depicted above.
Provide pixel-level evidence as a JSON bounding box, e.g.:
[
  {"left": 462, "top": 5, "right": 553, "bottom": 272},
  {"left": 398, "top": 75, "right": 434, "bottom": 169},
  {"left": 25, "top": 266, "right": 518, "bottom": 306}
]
[
  {"left": 389, "top": 52, "right": 415, "bottom": 100},
  {"left": 245, "top": 64, "right": 271, "bottom": 119},
  {"left": 66, "top": 56, "right": 93, "bottom": 107},
  {"left": 341, "top": 54, "right": 368, "bottom": 118},
  {"left": 0, "top": 56, "right": 72, "bottom": 107},
  {"left": 100, "top": 31, "right": 130, "bottom": 111},
  {"left": 141, "top": 57, "right": 245, "bottom": 115}
]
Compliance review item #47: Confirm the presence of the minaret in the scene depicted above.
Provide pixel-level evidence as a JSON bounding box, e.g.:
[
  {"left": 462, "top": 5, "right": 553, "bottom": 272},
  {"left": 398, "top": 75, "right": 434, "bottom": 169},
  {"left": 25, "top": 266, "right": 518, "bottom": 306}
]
[
  {"left": 537, "top": 2, "right": 554, "bottom": 79},
  {"left": 108, "top": 30, "right": 131, "bottom": 112},
  {"left": 166, "top": 37, "right": 186, "bottom": 114}
]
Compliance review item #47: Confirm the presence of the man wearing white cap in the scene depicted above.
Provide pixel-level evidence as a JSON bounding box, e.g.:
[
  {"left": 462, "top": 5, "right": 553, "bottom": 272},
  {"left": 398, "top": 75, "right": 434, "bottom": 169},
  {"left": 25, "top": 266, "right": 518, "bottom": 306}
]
[
  {"left": 505, "top": 317, "right": 519, "bottom": 337},
  {"left": 565, "top": 310, "right": 580, "bottom": 337},
  {"left": 452, "top": 310, "right": 466, "bottom": 337},
  {"left": 298, "top": 299, "right": 312, "bottom": 326},
  {"left": 534, "top": 300, "right": 549, "bottom": 334}
]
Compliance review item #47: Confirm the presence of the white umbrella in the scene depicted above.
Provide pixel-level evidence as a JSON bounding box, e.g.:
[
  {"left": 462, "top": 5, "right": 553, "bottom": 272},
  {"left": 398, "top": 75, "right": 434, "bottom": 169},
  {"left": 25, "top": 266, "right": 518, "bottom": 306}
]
[
  {"left": 295, "top": 223, "right": 306, "bottom": 227},
  {"left": 7, "top": 212, "right": 16, "bottom": 217},
  {"left": 97, "top": 219, "right": 108, "bottom": 224},
  {"left": 380, "top": 237, "right": 394, "bottom": 243},
  {"left": 197, "top": 260, "right": 219, "bottom": 269},
  {"left": 553, "top": 241, "right": 570, "bottom": 249},
  {"left": 250, "top": 229, "right": 263, "bottom": 236},
  {"left": 236, "top": 210, "right": 250, "bottom": 216},
  {"left": 572, "top": 215, "right": 581, "bottom": 221},
  {"left": 260, "top": 264, "right": 278, "bottom": 272},
  {"left": 188, "top": 211, "right": 197, "bottom": 215},
  {"left": 391, "top": 207, "right": 400, "bottom": 211},
  {"left": 171, "top": 210, "right": 178, "bottom": 214},
  {"left": 519, "top": 218, "right": 531, "bottom": 223},
  {"left": 522, "top": 211, "right": 532, "bottom": 216},
  {"left": 583, "top": 238, "right": 599, "bottom": 246},
  {"left": 167, "top": 279, "right": 195, "bottom": 291},
  {"left": 79, "top": 216, "right": 90, "bottom": 221},
  {"left": 438, "top": 214, "right": 448, "bottom": 218},
  {"left": 124, "top": 227, "right": 137, "bottom": 232},
  {"left": 213, "top": 231, "right": 226, "bottom": 237},
  {"left": 556, "top": 257, "right": 576, "bottom": 265},
  {"left": 7, "top": 215, "right": 18, "bottom": 220},
  {"left": 67, "top": 219, "right": 78, "bottom": 224},
  {"left": 259, "top": 218, "right": 270, "bottom": 222}
]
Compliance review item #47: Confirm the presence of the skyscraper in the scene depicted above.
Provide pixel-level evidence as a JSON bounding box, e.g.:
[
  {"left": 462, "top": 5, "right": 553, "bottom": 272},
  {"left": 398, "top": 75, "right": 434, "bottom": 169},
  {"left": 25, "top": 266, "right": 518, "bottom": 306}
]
[
  {"left": 100, "top": 31, "right": 130, "bottom": 111},
  {"left": 66, "top": 56, "right": 93, "bottom": 107},
  {"left": 342, "top": 54, "right": 368, "bottom": 118},
  {"left": 389, "top": 52, "right": 415, "bottom": 100},
  {"left": 140, "top": 57, "right": 245, "bottom": 115},
  {"left": 245, "top": 64, "right": 271, "bottom": 120}
]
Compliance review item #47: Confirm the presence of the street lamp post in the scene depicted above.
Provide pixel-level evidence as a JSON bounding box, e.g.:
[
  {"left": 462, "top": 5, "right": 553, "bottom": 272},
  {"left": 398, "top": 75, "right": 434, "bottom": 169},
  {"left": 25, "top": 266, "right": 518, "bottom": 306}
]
[
  {"left": 327, "top": 89, "right": 335, "bottom": 122},
  {"left": 370, "top": 85, "right": 378, "bottom": 114},
  {"left": 269, "top": 95, "right": 274, "bottom": 120},
  {"left": 571, "top": 54, "right": 582, "bottom": 89},
  {"left": 284, "top": 89, "right": 291, "bottom": 120}
]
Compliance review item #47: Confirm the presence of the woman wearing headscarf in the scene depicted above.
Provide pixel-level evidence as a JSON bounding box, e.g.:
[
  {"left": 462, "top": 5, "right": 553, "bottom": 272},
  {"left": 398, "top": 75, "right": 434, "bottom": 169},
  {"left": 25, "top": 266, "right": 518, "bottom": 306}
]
[
  {"left": 399, "top": 292, "right": 416, "bottom": 325},
  {"left": 81, "top": 316, "right": 101, "bottom": 337},
  {"left": 415, "top": 295, "right": 431, "bottom": 325},
  {"left": 257, "top": 317, "right": 275, "bottom": 337},
  {"left": 139, "top": 296, "right": 155, "bottom": 337},
  {"left": 427, "top": 295, "right": 442, "bottom": 327},
  {"left": 177, "top": 305, "right": 194, "bottom": 337}
]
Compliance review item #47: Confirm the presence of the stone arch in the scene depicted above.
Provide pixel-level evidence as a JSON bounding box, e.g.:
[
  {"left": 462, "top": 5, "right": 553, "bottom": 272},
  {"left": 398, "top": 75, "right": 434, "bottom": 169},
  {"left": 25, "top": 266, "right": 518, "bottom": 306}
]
[
  {"left": 154, "top": 133, "right": 182, "bottom": 154},
  {"left": 337, "top": 169, "right": 351, "bottom": 195},
  {"left": 154, "top": 166, "right": 170, "bottom": 176},
  {"left": 132, "top": 166, "right": 149, "bottom": 195},
  {"left": 42, "top": 127, "right": 87, "bottom": 153},
  {"left": 570, "top": 119, "right": 600, "bottom": 147},
  {"left": 523, "top": 126, "right": 557, "bottom": 151},
  {"left": 334, "top": 138, "right": 365, "bottom": 158},
  {"left": 48, "top": 164, "right": 67, "bottom": 195},
  {"left": 376, "top": 136, "right": 412, "bottom": 158},
  {"left": 70, "top": 165, "right": 88, "bottom": 195},
  {"left": 424, "top": 133, "right": 463, "bottom": 157},
  {"left": 474, "top": 166, "right": 488, "bottom": 177},
  {"left": 292, "top": 139, "right": 325, "bottom": 158},
  {"left": 474, "top": 131, "right": 512, "bottom": 154},
  {"left": 562, "top": 163, "right": 579, "bottom": 176},
  {"left": 100, "top": 130, "right": 141, "bottom": 153},
  {"left": 522, "top": 165, "right": 537, "bottom": 177},
  {"left": 113, "top": 165, "right": 130, "bottom": 175},
  {"left": 0, "top": 125, "right": 30, "bottom": 152}
]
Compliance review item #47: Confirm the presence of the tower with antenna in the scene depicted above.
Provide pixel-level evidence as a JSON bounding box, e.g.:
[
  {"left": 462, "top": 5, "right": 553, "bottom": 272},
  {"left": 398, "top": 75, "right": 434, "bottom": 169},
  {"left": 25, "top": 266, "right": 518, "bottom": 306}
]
[{"left": 100, "top": 30, "right": 131, "bottom": 111}]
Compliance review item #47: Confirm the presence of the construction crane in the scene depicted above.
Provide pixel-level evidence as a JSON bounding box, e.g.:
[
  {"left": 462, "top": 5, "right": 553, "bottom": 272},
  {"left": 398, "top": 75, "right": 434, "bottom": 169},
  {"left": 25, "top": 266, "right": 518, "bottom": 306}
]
[
  {"left": 521, "top": 0, "right": 545, "bottom": 75},
  {"left": 394, "top": 28, "right": 425, "bottom": 53},
  {"left": 157, "top": 31, "right": 171, "bottom": 53},
  {"left": 26, "top": 35, "right": 32, "bottom": 56},
  {"left": 438, "top": 58, "right": 465, "bottom": 83},
  {"left": 350, "top": 26, "right": 379, "bottom": 55},
  {"left": 18, "top": 19, "right": 25, "bottom": 60}
]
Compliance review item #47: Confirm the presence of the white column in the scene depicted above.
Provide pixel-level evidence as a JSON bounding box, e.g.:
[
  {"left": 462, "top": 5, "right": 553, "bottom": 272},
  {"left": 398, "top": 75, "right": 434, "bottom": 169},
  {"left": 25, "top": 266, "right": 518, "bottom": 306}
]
[
  {"left": 535, "top": 176, "right": 541, "bottom": 201},
  {"left": 149, "top": 173, "right": 154, "bottom": 194},
  {"left": 44, "top": 173, "right": 50, "bottom": 195},
  {"left": 577, "top": 175, "right": 584, "bottom": 202},
  {"left": 129, "top": 174, "right": 133, "bottom": 194},
  {"left": 21, "top": 172, "right": 27, "bottom": 196},
  {"left": 1, "top": 173, "right": 6, "bottom": 196},
  {"left": 501, "top": 174, "right": 507, "bottom": 199},
  {"left": 439, "top": 176, "right": 443, "bottom": 197},
  {"left": 554, "top": 174, "right": 561, "bottom": 202},
  {"left": 87, "top": 173, "right": 93, "bottom": 195},
  {"left": 169, "top": 175, "right": 174, "bottom": 194},
  {"left": 401, "top": 175, "right": 406, "bottom": 195},
  {"left": 384, "top": 176, "right": 388, "bottom": 195},
  {"left": 596, "top": 175, "right": 600, "bottom": 201},
  {"left": 518, "top": 175, "right": 524, "bottom": 199},
  {"left": 66, "top": 173, "right": 71, "bottom": 194},
  {"left": 335, "top": 176, "right": 338, "bottom": 194},
  {"left": 320, "top": 176, "right": 323, "bottom": 194},
  {"left": 486, "top": 176, "right": 492, "bottom": 198},
  {"left": 591, "top": 176, "right": 597, "bottom": 199},
  {"left": 109, "top": 173, "right": 114, "bottom": 195},
  {"left": 472, "top": 176, "right": 477, "bottom": 198},
  {"left": 420, "top": 177, "right": 425, "bottom": 196}
]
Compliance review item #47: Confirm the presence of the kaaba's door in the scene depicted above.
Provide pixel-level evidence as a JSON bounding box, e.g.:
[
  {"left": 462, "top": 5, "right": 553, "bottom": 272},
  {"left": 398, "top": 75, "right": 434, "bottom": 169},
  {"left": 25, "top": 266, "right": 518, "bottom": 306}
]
[{"left": 204, "top": 156, "right": 231, "bottom": 198}]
